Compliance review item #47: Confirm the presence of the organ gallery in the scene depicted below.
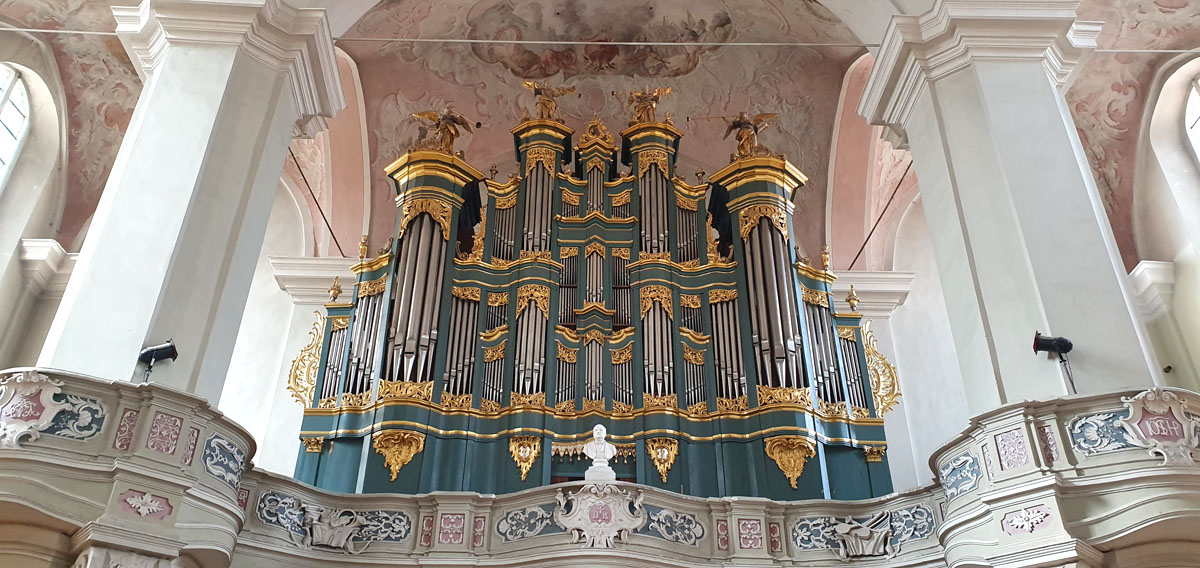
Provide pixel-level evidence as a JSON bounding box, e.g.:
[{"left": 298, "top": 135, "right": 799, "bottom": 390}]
[{"left": 291, "top": 91, "right": 899, "bottom": 499}]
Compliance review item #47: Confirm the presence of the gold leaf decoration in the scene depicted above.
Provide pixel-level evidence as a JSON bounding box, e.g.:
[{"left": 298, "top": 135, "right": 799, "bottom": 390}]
[
  {"left": 612, "top": 190, "right": 631, "bottom": 207},
  {"left": 494, "top": 193, "right": 518, "bottom": 210},
  {"left": 330, "top": 316, "right": 350, "bottom": 331},
  {"left": 708, "top": 289, "right": 737, "bottom": 303},
  {"left": 398, "top": 198, "right": 451, "bottom": 240},
  {"left": 287, "top": 312, "right": 324, "bottom": 406},
  {"left": 683, "top": 345, "right": 705, "bottom": 366},
  {"left": 586, "top": 157, "right": 606, "bottom": 172},
  {"left": 582, "top": 329, "right": 607, "bottom": 344},
  {"left": 562, "top": 189, "right": 582, "bottom": 206},
  {"left": 612, "top": 400, "right": 634, "bottom": 414},
  {"left": 556, "top": 341, "right": 578, "bottom": 363},
  {"left": 582, "top": 399, "right": 606, "bottom": 413},
  {"left": 480, "top": 399, "right": 501, "bottom": 413},
  {"left": 468, "top": 210, "right": 486, "bottom": 261},
  {"left": 639, "top": 285, "right": 673, "bottom": 318},
  {"left": 757, "top": 385, "right": 813, "bottom": 409},
  {"left": 837, "top": 326, "right": 858, "bottom": 341},
  {"left": 801, "top": 286, "right": 830, "bottom": 308},
  {"left": 611, "top": 343, "right": 633, "bottom": 364},
  {"left": 585, "top": 242, "right": 606, "bottom": 257},
  {"left": 357, "top": 275, "right": 388, "bottom": 298},
  {"left": 643, "top": 393, "right": 677, "bottom": 409},
  {"left": 302, "top": 437, "right": 324, "bottom": 453},
  {"left": 510, "top": 392, "right": 546, "bottom": 407},
  {"left": 765, "top": 436, "right": 816, "bottom": 489},
  {"left": 452, "top": 286, "right": 481, "bottom": 301},
  {"left": 509, "top": 436, "right": 542, "bottom": 481},
  {"left": 378, "top": 380, "right": 434, "bottom": 401},
  {"left": 555, "top": 399, "right": 576, "bottom": 412},
  {"left": 580, "top": 115, "right": 614, "bottom": 146},
  {"left": 525, "top": 147, "right": 557, "bottom": 174},
  {"left": 317, "top": 396, "right": 338, "bottom": 409},
  {"left": 687, "top": 401, "right": 709, "bottom": 416},
  {"left": 613, "top": 247, "right": 631, "bottom": 260},
  {"left": 341, "top": 391, "right": 372, "bottom": 408},
  {"left": 646, "top": 438, "right": 679, "bottom": 483},
  {"left": 373, "top": 430, "right": 425, "bottom": 481},
  {"left": 717, "top": 396, "right": 749, "bottom": 412},
  {"left": 488, "top": 292, "right": 509, "bottom": 306},
  {"left": 483, "top": 340, "right": 508, "bottom": 363},
  {"left": 676, "top": 196, "right": 699, "bottom": 211},
  {"left": 864, "top": 320, "right": 901, "bottom": 415},
  {"left": 680, "top": 294, "right": 701, "bottom": 309},
  {"left": 637, "top": 149, "right": 670, "bottom": 178},
  {"left": 863, "top": 445, "right": 886, "bottom": 463},
  {"left": 560, "top": 247, "right": 579, "bottom": 259},
  {"left": 640, "top": 251, "right": 671, "bottom": 262},
  {"left": 441, "top": 393, "right": 473, "bottom": 410},
  {"left": 516, "top": 284, "right": 551, "bottom": 319},
  {"left": 738, "top": 204, "right": 788, "bottom": 240},
  {"left": 851, "top": 406, "right": 872, "bottom": 421}
]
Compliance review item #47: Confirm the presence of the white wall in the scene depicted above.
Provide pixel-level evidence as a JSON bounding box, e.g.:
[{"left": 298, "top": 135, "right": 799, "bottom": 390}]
[{"left": 889, "top": 199, "right": 969, "bottom": 482}]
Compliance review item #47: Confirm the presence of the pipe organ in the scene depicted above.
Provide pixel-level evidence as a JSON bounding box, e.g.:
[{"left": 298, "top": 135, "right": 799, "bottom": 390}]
[{"left": 294, "top": 111, "right": 898, "bottom": 501}]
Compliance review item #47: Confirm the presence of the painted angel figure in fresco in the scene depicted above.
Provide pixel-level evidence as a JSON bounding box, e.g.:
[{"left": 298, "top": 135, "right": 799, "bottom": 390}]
[
  {"left": 522, "top": 81, "right": 576, "bottom": 122},
  {"left": 622, "top": 87, "right": 672, "bottom": 124},
  {"left": 410, "top": 107, "right": 480, "bottom": 155},
  {"left": 723, "top": 111, "right": 778, "bottom": 161}
]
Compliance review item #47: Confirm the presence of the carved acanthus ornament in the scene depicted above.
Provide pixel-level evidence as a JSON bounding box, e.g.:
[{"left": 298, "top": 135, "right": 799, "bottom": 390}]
[
  {"left": 586, "top": 157, "right": 606, "bottom": 172},
  {"left": 611, "top": 344, "right": 633, "bottom": 365},
  {"left": 863, "top": 321, "right": 900, "bottom": 416},
  {"left": 330, "top": 316, "right": 349, "bottom": 331},
  {"left": 358, "top": 275, "right": 387, "bottom": 298},
  {"left": 525, "top": 147, "right": 558, "bottom": 175},
  {"left": 516, "top": 284, "right": 551, "bottom": 319},
  {"left": 645, "top": 438, "right": 678, "bottom": 483},
  {"left": 838, "top": 326, "right": 858, "bottom": 341},
  {"left": 509, "top": 436, "right": 542, "bottom": 481},
  {"left": 612, "top": 247, "right": 631, "bottom": 260},
  {"left": 317, "top": 397, "right": 338, "bottom": 409},
  {"left": 302, "top": 437, "right": 325, "bottom": 453},
  {"left": 717, "top": 396, "right": 749, "bottom": 413},
  {"left": 556, "top": 342, "right": 578, "bottom": 363},
  {"left": 341, "top": 391, "right": 372, "bottom": 408},
  {"left": 377, "top": 380, "right": 434, "bottom": 401},
  {"left": 637, "top": 150, "right": 670, "bottom": 178},
  {"left": 480, "top": 399, "right": 501, "bottom": 413},
  {"left": 612, "top": 401, "right": 634, "bottom": 414},
  {"left": 764, "top": 436, "right": 816, "bottom": 489},
  {"left": 0, "top": 370, "right": 69, "bottom": 448},
  {"left": 687, "top": 401, "right": 709, "bottom": 416},
  {"left": 1117, "top": 387, "right": 1200, "bottom": 465},
  {"left": 801, "top": 286, "right": 830, "bottom": 308},
  {"left": 468, "top": 210, "right": 486, "bottom": 261},
  {"left": 680, "top": 294, "right": 701, "bottom": 309},
  {"left": 494, "top": 193, "right": 518, "bottom": 209},
  {"left": 643, "top": 393, "right": 677, "bottom": 410},
  {"left": 441, "top": 393, "right": 472, "bottom": 410},
  {"left": 585, "top": 242, "right": 606, "bottom": 257},
  {"left": 397, "top": 198, "right": 452, "bottom": 240},
  {"left": 562, "top": 189, "right": 582, "bottom": 206},
  {"left": 708, "top": 289, "right": 737, "bottom": 303},
  {"left": 863, "top": 446, "right": 886, "bottom": 463},
  {"left": 639, "top": 285, "right": 673, "bottom": 318},
  {"left": 580, "top": 114, "right": 614, "bottom": 146},
  {"left": 738, "top": 204, "right": 788, "bottom": 240},
  {"left": 452, "top": 286, "right": 481, "bottom": 301},
  {"left": 640, "top": 251, "right": 671, "bottom": 262},
  {"left": 582, "top": 399, "right": 605, "bottom": 413},
  {"left": 510, "top": 393, "right": 546, "bottom": 407},
  {"left": 676, "top": 195, "right": 699, "bottom": 211},
  {"left": 560, "top": 246, "right": 579, "bottom": 259},
  {"left": 488, "top": 292, "right": 509, "bottom": 306},
  {"left": 373, "top": 430, "right": 426, "bottom": 481},
  {"left": 582, "top": 329, "right": 607, "bottom": 344},
  {"left": 288, "top": 312, "right": 324, "bottom": 406},
  {"left": 683, "top": 345, "right": 705, "bottom": 366},
  {"left": 612, "top": 190, "right": 631, "bottom": 207},
  {"left": 483, "top": 340, "right": 508, "bottom": 363}
]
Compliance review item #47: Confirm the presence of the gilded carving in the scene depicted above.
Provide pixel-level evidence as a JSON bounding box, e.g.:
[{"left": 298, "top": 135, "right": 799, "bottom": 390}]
[
  {"left": 410, "top": 108, "right": 476, "bottom": 154},
  {"left": 613, "top": 247, "right": 631, "bottom": 260},
  {"left": 638, "top": 150, "right": 670, "bottom": 178},
  {"left": 845, "top": 285, "right": 860, "bottom": 312},
  {"left": 708, "top": 289, "right": 737, "bottom": 304},
  {"left": 683, "top": 345, "right": 705, "bottom": 366},
  {"left": 612, "top": 401, "right": 634, "bottom": 414},
  {"left": 327, "top": 277, "right": 343, "bottom": 302},
  {"left": 556, "top": 341, "right": 578, "bottom": 363},
  {"left": 358, "top": 275, "right": 387, "bottom": 298},
  {"left": 488, "top": 292, "right": 509, "bottom": 307},
  {"left": 624, "top": 87, "right": 671, "bottom": 124},
  {"left": 643, "top": 393, "right": 677, "bottom": 410},
  {"left": 494, "top": 193, "right": 518, "bottom": 209},
  {"left": 581, "top": 329, "right": 607, "bottom": 344},
  {"left": 863, "top": 446, "right": 886, "bottom": 463},
  {"left": 585, "top": 242, "right": 606, "bottom": 257},
  {"left": 525, "top": 147, "right": 558, "bottom": 175},
  {"left": 510, "top": 392, "right": 546, "bottom": 407},
  {"left": 480, "top": 399, "right": 501, "bottom": 413},
  {"left": 287, "top": 312, "right": 323, "bottom": 406},
  {"left": 509, "top": 436, "right": 542, "bottom": 481},
  {"left": 581, "top": 114, "right": 615, "bottom": 146},
  {"left": 717, "top": 396, "right": 749, "bottom": 412},
  {"left": 560, "top": 247, "right": 579, "bottom": 259},
  {"left": 738, "top": 204, "right": 788, "bottom": 240},
  {"left": 373, "top": 430, "right": 426, "bottom": 481},
  {"left": 837, "top": 326, "right": 858, "bottom": 341},
  {"left": 612, "top": 190, "right": 632, "bottom": 207},
  {"left": 586, "top": 157, "right": 606, "bottom": 172},
  {"left": 646, "top": 438, "right": 679, "bottom": 483},
  {"left": 639, "top": 285, "right": 673, "bottom": 318},
  {"left": 687, "top": 401, "right": 709, "bottom": 416},
  {"left": 330, "top": 316, "right": 349, "bottom": 331},
  {"left": 441, "top": 393, "right": 473, "bottom": 410},
  {"left": 676, "top": 194, "right": 699, "bottom": 212},
  {"left": 679, "top": 327, "right": 710, "bottom": 344},
  {"left": 317, "top": 396, "right": 338, "bottom": 409},
  {"left": 801, "top": 286, "right": 830, "bottom": 308},
  {"left": 516, "top": 284, "right": 551, "bottom": 319},
  {"left": 484, "top": 340, "right": 508, "bottom": 363},
  {"left": 640, "top": 251, "right": 671, "bottom": 262},
  {"left": 757, "top": 385, "right": 813, "bottom": 409},
  {"left": 764, "top": 436, "right": 816, "bottom": 489},
  {"left": 680, "top": 294, "right": 701, "bottom": 309},
  {"left": 397, "top": 198, "right": 452, "bottom": 240},
  {"left": 864, "top": 321, "right": 901, "bottom": 415},
  {"left": 522, "top": 81, "right": 575, "bottom": 122},
  {"left": 851, "top": 406, "right": 872, "bottom": 420},
  {"left": 582, "top": 399, "right": 606, "bottom": 413},
  {"left": 452, "top": 287, "right": 481, "bottom": 301},
  {"left": 468, "top": 210, "right": 486, "bottom": 261},
  {"left": 302, "top": 437, "right": 324, "bottom": 453},
  {"left": 562, "top": 189, "right": 582, "bottom": 206},
  {"left": 378, "top": 380, "right": 434, "bottom": 401},
  {"left": 611, "top": 344, "right": 633, "bottom": 365},
  {"left": 341, "top": 391, "right": 373, "bottom": 408}
]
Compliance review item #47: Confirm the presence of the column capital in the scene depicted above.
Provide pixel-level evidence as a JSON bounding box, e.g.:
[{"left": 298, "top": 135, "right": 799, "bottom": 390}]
[
  {"left": 859, "top": 0, "right": 1100, "bottom": 146},
  {"left": 270, "top": 256, "right": 356, "bottom": 306},
  {"left": 112, "top": 0, "right": 345, "bottom": 136},
  {"left": 831, "top": 271, "right": 915, "bottom": 319}
]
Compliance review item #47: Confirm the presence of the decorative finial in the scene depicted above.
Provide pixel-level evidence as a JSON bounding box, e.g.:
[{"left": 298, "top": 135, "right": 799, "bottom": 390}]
[
  {"left": 328, "top": 276, "right": 342, "bottom": 303},
  {"left": 378, "top": 236, "right": 395, "bottom": 256},
  {"left": 663, "top": 112, "right": 674, "bottom": 125},
  {"left": 358, "top": 235, "right": 369, "bottom": 259},
  {"left": 822, "top": 245, "right": 831, "bottom": 270},
  {"left": 846, "top": 285, "right": 860, "bottom": 312},
  {"left": 489, "top": 164, "right": 498, "bottom": 180}
]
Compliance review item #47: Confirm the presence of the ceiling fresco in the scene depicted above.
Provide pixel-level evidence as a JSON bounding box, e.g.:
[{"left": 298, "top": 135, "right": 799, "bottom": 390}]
[{"left": 340, "top": 0, "right": 862, "bottom": 256}]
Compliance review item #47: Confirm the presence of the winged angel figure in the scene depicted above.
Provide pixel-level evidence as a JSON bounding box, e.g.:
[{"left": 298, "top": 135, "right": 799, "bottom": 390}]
[
  {"left": 722, "top": 111, "right": 779, "bottom": 161},
  {"left": 522, "top": 81, "right": 576, "bottom": 122},
  {"left": 623, "top": 87, "right": 671, "bottom": 124},
  {"left": 410, "top": 107, "right": 479, "bottom": 155}
]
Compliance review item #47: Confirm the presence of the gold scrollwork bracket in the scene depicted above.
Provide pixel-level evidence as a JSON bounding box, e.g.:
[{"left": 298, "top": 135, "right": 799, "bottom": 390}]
[
  {"left": 373, "top": 430, "right": 426, "bottom": 481},
  {"left": 738, "top": 204, "right": 788, "bottom": 240},
  {"left": 864, "top": 320, "right": 901, "bottom": 415},
  {"left": 287, "top": 312, "right": 324, "bottom": 407},
  {"left": 645, "top": 438, "right": 679, "bottom": 484},
  {"left": 637, "top": 149, "right": 670, "bottom": 178},
  {"left": 764, "top": 436, "right": 816, "bottom": 489},
  {"left": 509, "top": 436, "right": 542, "bottom": 481},
  {"left": 397, "top": 198, "right": 452, "bottom": 240}
]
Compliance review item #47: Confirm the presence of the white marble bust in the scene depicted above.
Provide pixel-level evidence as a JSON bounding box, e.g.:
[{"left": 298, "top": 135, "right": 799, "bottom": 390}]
[{"left": 583, "top": 424, "right": 617, "bottom": 481}]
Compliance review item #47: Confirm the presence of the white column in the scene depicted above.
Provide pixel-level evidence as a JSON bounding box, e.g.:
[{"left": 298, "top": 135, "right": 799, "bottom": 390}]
[
  {"left": 832, "top": 272, "right": 923, "bottom": 490},
  {"left": 860, "top": 0, "right": 1161, "bottom": 415},
  {"left": 37, "top": 0, "right": 343, "bottom": 403},
  {"left": 252, "top": 256, "right": 353, "bottom": 474}
]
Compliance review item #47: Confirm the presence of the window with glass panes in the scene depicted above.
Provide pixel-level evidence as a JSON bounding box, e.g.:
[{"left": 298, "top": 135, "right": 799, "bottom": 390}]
[{"left": 0, "top": 63, "right": 30, "bottom": 188}]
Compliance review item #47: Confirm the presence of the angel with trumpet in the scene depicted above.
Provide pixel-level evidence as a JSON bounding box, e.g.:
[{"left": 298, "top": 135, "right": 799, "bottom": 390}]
[
  {"left": 522, "top": 81, "right": 576, "bottom": 122},
  {"left": 410, "top": 106, "right": 481, "bottom": 155},
  {"left": 614, "top": 87, "right": 672, "bottom": 124},
  {"left": 697, "top": 111, "right": 777, "bottom": 161}
]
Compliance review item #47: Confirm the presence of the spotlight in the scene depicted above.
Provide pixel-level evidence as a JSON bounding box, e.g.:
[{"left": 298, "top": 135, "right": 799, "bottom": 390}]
[
  {"left": 1032, "top": 332, "right": 1072, "bottom": 355},
  {"left": 138, "top": 340, "right": 178, "bottom": 383}
]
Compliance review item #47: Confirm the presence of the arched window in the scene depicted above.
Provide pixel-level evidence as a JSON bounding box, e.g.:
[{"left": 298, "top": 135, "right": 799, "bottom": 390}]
[{"left": 0, "top": 63, "right": 30, "bottom": 189}]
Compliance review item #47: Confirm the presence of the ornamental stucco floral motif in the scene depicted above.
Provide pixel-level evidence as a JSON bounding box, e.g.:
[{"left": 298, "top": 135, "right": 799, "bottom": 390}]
[
  {"left": 41, "top": 394, "right": 106, "bottom": 441},
  {"left": 553, "top": 483, "right": 645, "bottom": 548},
  {"left": 111, "top": 408, "right": 139, "bottom": 451},
  {"left": 1001, "top": 505, "right": 1053, "bottom": 536},
  {"left": 994, "top": 429, "right": 1028, "bottom": 471},
  {"left": 737, "top": 519, "right": 763, "bottom": 549},
  {"left": 715, "top": 519, "right": 730, "bottom": 551},
  {"left": 0, "top": 370, "right": 70, "bottom": 448},
  {"left": 495, "top": 505, "right": 556, "bottom": 542},
  {"left": 119, "top": 489, "right": 172, "bottom": 520},
  {"left": 938, "top": 453, "right": 982, "bottom": 502},
  {"left": 202, "top": 434, "right": 246, "bottom": 489},
  {"left": 1117, "top": 388, "right": 1200, "bottom": 466},
  {"left": 1069, "top": 411, "right": 1133, "bottom": 455},
  {"left": 180, "top": 427, "right": 199, "bottom": 466},
  {"left": 638, "top": 506, "right": 704, "bottom": 546},
  {"left": 472, "top": 516, "right": 486, "bottom": 547},
  {"left": 256, "top": 490, "right": 412, "bottom": 554},
  {"left": 439, "top": 513, "right": 465, "bottom": 544},
  {"left": 145, "top": 412, "right": 182, "bottom": 455},
  {"left": 791, "top": 504, "right": 935, "bottom": 556},
  {"left": 1037, "top": 425, "right": 1060, "bottom": 464}
]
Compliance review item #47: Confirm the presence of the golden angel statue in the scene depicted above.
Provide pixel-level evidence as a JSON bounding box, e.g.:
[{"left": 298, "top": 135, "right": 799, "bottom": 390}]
[
  {"left": 522, "top": 81, "right": 576, "bottom": 122},
  {"left": 722, "top": 111, "right": 778, "bottom": 160},
  {"left": 410, "top": 107, "right": 480, "bottom": 154},
  {"left": 622, "top": 87, "right": 671, "bottom": 124}
]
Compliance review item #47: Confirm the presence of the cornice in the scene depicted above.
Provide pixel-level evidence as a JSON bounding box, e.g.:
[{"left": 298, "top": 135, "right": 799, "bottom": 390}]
[
  {"left": 269, "top": 255, "right": 356, "bottom": 305},
  {"left": 18, "top": 239, "right": 75, "bottom": 301},
  {"left": 112, "top": 0, "right": 345, "bottom": 137},
  {"left": 1128, "top": 260, "right": 1175, "bottom": 322},
  {"left": 831, "top": 271, "right": 915, "bottom": 318},
  {"left": 858, "top": 0, "right": 1099, "bottom": 147}
]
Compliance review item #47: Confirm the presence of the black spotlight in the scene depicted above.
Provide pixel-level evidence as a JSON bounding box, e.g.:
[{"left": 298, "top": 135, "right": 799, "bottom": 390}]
[
  {"left": 138, "top": 340, "right": 178, "bottom": 383},
  {"left": 1032, "top": 332, "right": 1073, "bottom": 355}
]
